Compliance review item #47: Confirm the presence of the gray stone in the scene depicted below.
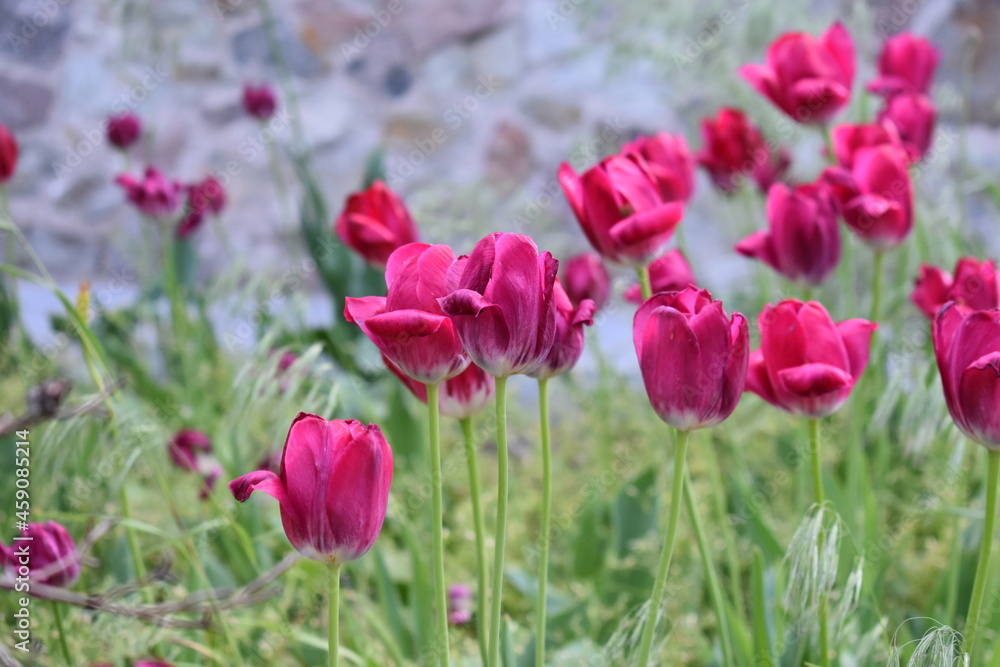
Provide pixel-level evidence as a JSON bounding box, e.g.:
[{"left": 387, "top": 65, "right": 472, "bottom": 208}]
[
  {"left": 0, "top": 0, "right": 72, "bottom": 67},
  {"left": 521, "top": 95, "right": 582, "bottom": 131},
  {"left": 232, "top": 20, "right": 325, "bottom": 79},
  {"left": 0, "top": 74, "right": 55, "bottom": 130}
]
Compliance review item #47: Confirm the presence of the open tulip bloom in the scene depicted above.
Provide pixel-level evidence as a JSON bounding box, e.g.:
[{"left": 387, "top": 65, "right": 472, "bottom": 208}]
[{"left": 230, "top": 413, "right": 393, "bottom": 666}]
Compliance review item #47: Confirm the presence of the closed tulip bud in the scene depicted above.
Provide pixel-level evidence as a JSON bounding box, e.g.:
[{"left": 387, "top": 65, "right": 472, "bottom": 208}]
[
  {"left": 822, "top": 145, "right": 913, "bottom": 249},
  {"left": 624, "top": 249, "right": 696, "bottom": 303},
  {"left": 1, "top": 521, "right": 80, "bottom": 587},
  {"left": 746, "top": 300, "right": 876, "bottom": 418},
  {"left": 439, "top": 232, "right": 558, "bottom": 377},
  {"left": 868, "top": 32, "right": 939, "bottom": 97},
  {"left": 621, "top": 132, "right": 696, "bottom": 202},
  {"left": 878, "top": 92, "right": 935, "bottom": 162},
  {"left": 934, "top": 304, "right": 1000, "bottom": 449},
  {"left": 0, "top": 124, "right": 18, "bottom": 183},
  {"left": 242, "top": 83, "right": 278, "bottom": 119},
  {"left": 529, "top": 280, "right": 595, "bottom": 380},
  {"left": 562, "top": 253, "right": 611, "bottom": 311},
  {"left": 558, "top": 154, "right": 684, "bottom": 266},
  {"left": 346, "top": 243, "right": 469, "bottom": 384},
  {"left": 830, "top": 121, "right": 904, "bottom": 169},
  {"left": 912, "top": 258, "right": 999, "bottom": 320},
  {"left": 116, "top": 167, "right": 183, "bottom": 219},
  {"left": 230, "top": 413, "right": 393, "bottom": 564},
  {"left": 633, "top": 287, "right": 749, "bottom": 431},
  {"left": 696, "top": 108, "right": 790, "bottom": 194},
  {"left": 740, "top": 22, "right": 855, "bottom": 124},
  {"left": 736, "top": 182, "right": 841, "bottom": 285},
  {"left": 385, "top": 355, "right": 495, "bottom": 420},
  {"left": 335, "top": 180, "right": 419, "bottom": 268},
  {"left": 106, "top": 113, "right": 142, "bottom": 150}
]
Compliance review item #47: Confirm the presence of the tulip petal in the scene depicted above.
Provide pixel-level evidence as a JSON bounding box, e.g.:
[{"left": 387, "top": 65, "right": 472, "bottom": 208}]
[
  {"left": 958, "top": 352, "right": 1000, "bottom": 448},
  {"left": 229, "top": 469, "right": 289, "bottom": 505},
  {"left": 557, "top": 162, "right": 586, "bottom": 223},
  {"left": 799, "top": 301, "right": 850, "bottom": 371},
  {"left": 344, "top": 296, "right": 387, "bottom": 327},
  {"left": 777, "top": 362, "right": 853, "bottom": 396},
  {"left": 609, "top": 202, "right": 683, "bottom": 250},
  {"left": 836, "top": 318, "right": 877, "bottom": 380},
  {"left": 365, "top": 310, "right": 448, "bottom": 339},
  {"left": 638, "top": 305, "right": 705, "bottom": 430},
  {"left": 745, "top": 348, "right": 780, "bottom": 406},
  {"left": 822, "top": 21, "right": 855, "bottom": 86},
  {"left": 385, "top": 243, "right": 431, "bottom": 288},
  {"left": 735, "top": 230, "right": 779, "bottom": 273},
  {"left": 911, "top": 264, "right": 953, "bottom": 319}
]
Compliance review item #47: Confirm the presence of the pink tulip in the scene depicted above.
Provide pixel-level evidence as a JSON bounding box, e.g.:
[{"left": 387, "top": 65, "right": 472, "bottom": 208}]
[
  {"left": 633, "top": 287, "right": 749, "bottom": 431},
  {"left": 878, "top": 92, "right": 935, "bottom": 162},
  {"left": 106, "top": 113, "right": 142, "bottom": 150},
  {"left": 385, "top": 355, "right": 495, "bottom": 420},
  {"left": 933, "top": 304, "right": 1000, "bottom": 449},
  {"left": 439, "top": 233, "right": 558, "bottom": 377},
  {"left": 0, "top": 125, "right": 18, "bottom": 183},
  {"left": 740, "top": 22, "right": 855, "bottom": 124},
  {"left": 187, "top": 176, "right": 226, "bottom": 216},
  {"left": 912, "top": 258, "right": 999, "bottom": 320},
  {"left": 230, "top": 413, "right": 393, "bottom": 564},
  {"left": 746, "top": 300, "right": 876, "bottom": 418},
  {"left": 335, "top": 180, "right": 419, "bottom": 268},
  {"left": 116, "top": 167, "right": 183, "bottom": 218},
  {"left": 242, "top": 84, "right": 277, "bottom": 119},
  {"left": 529, "top": 280, "right": 595, "bottom": 380},
  {"left": 558, "top": 155, "right": 684, "bottom": 266},
  {"left": 696, "top": 108, "right": 790, "bottom": 194},
  {"left": 868, "top": 32, "right": 939, "bottom": 97},
  {"left": 345, "top": 243, "right": 469, "bottom": 384},
  {"left": 621, "top": 132, "right": 696, "bottom": 202},
  {"left": 624, "top": 249, "right": 696, "bottom": 303},
  {"left": 561, "top": 253, "right": 611, "bottom": 311},
  {"left": 830, "top": 121, "right": 904, "bottom": 169},
  {"left": 736, "top": 182, "right": 840, "bottom": 285},
  {"left": 822, "top": 145, "right": 913, "bottom": 249},
  {"left": 1, "top": 521, "right": 80, "bottom": 587}
]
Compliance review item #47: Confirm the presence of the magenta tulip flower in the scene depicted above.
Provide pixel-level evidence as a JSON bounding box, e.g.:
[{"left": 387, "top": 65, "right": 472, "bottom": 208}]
[
  {"left": 624, "top": 249, "right": 696, "bottom": 304},
  {"left": 912, "top": 258, "right": 999, "bottom": 320},
  {"left": 558, "top": 155, "right": 684, "bottom": 266},
  {"left": 633, "top": 287, "right": 749, "bottom": 431},
  {"left": 830, "top": 121, "right": 904, "bottom": 169},
  {"left": 878, "top": 92, "right": 935, "bottom": 162},
  {"left": 439, "top": 233, "right": 558, "bottom": 377},
  {"left": 736, "top": 182, "right": 840, "bottom": 285},
  {"left": 739, "top": 22, "right": 855, "bottom": 124},
  {"left": 529, "top": 280, "right": 595, "bottom": 380},
  {"left": 621, "top": 132, "right": 696, "bottom": 202},
  {"left": 242, "top": 83, "right": 278, "bottom": 119},
  {"left": 345, "top": 243, "right": 469, "bottom": 384},
  {"left": 562, "top": 253, "right": 611, "bottom": 311},
  {"left": 106, "top": 113, "right": 142, "bottom": 150},
  {"left": 230, "top": 413, "right": 393, "bottom": 565},
  {"left": 868, "top": 32, "right": 939, "bottom": 98},
  {"left": 385, "top": 356, "right": 496, "bottom": 420},
  {"left": 335, "top": 180, "right": 419, "bottom": 268},
  {"left": 696, "top": 107, "right": 790, "bottom": 194},
  {"left": 0, "top": 125, "right": 16, "bottom": 183},
  {"left": 1, "top": 521, "right": 80, "bottom": 587},
  {"left": 746, "top": 300, "right": 876, "bottom": 418},
  {"left": 116, "top": 167, "right": 183, "bottom": 219}
]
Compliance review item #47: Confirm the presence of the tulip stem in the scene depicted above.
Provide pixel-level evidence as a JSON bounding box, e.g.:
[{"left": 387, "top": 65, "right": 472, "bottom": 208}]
[
  {"left": 49, "top": 601, "right": 72, "bottom": 666},
  {"left": 460, "top": 417, "right": 489, "bottom": 666},
  {"left": 427, "top": 382, "right": 451, "bottom": 666},
  {"left": 637, "top": 265, "right": 653, "bottom": 302},
  {"left": 822, "top": 125, "right": 836, "bottom": 166},
  {"left": 870, "top": 249, "right": 885, "bottom": 324},
  {"left": 635, "top": 428, "right": 690, "bottom": 667},
  {"left": 964, "top": 449, "right": 1000, "bottom": 658},
  {"left": 809, "top": 419, "right": 830, "bottom": 667},
  {"left": 535, "top": 378, "right": 552, "bottom": 666},
  {"left": 683, "top": 468, "right": 735, "bottom": 667},
  {"left": 329, "top": 562, "right": 342, "bottom": 667},
  {"left": 488, "top": 375, "right": 509, "bottom": 667}
]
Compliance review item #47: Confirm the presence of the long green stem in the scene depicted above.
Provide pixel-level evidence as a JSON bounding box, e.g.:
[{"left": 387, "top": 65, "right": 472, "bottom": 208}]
[
  {"left": 329, "top": 563, "right": 342, "bottom": 667},
  {"left": 118, "top": 483, "right": 145, "bottom": 581},
  {"left": 683, "top": 469, "right": 734, "bottom": 666},
  {"left": 535, "top": 378, "right": 552, "bottom": 666},
  {"left": 965, "top": 449, "right": 1000, "bottom": 657},
  {"left": 637, "top": 265, "right": 653, "bottom": 302},
  {"left": 870, "top": 249, "right": 885, "bottom": 324},
  {"left": 460, "top": 417, "right": 489, "bottom": 666},
  {"left": 50, "top": 601, "right": 72, "bottom": 666},
  {"left": 487, "top": 376, "right": 509, "bottom": 667},
  {"left": 426, "top": 382, "right": 450, "bottom": 666},
  {"left": 635, "top": 428, "right": 690, "bottom": 667},
  {"left": 809, "top": 419, "right": 830, "bottom": 667}
]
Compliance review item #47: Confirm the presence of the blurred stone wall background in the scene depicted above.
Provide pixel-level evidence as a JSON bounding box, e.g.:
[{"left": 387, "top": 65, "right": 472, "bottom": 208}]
[{"left": 1, "top": 0, "right": 998, "bottom": 294}]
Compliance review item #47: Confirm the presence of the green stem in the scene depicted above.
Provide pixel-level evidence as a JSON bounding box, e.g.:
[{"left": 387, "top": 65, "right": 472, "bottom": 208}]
[
  {"left": 426, "top": 382, "right": 450, "bottom": 666},
  {"left": 329, "top": 563, "right": 342, "bottom": 667},
  {"left": 750, "top": 549, "right": 774, "bottom": 667},
  {"left": 118, "top": 483, "right": 146, "bottom": 582},
  {"left": 50, "top": 601, "right": 72, "bottom": 666},
  {"left": 487, "top": 376, "right": 509, "bottom": 667},
  {"left": 460, "top": 417, "right": 489, "bottom": 666},
  {"left": 635, "top": 428, "right": 690, "bottom": 667},
  {"left": 637, "top": 265, "right": 653, "bottom": 302},
  {"left": 965, "top": 449, "right": 1000, "bottom": 657},
  {"left": 683, "top": 468, "right": 734, "bottom": 666},
  {"left": 818, "top": 590, "right": 830, "bottom": 667},
  {"left": 0, "top": 186, "right": 19, "bottom": 317},
  {"left": 870, "top": 249, "right": 885, "bottom": 324},
  {"left": 535, "top": 378, "right": 552, "bottom": 666},
  {"left": 822, "top": 125, "right": 836, "bottom": 166},
  {"left": 809, "top": 419, "right": 824, "bottom": 508}
]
